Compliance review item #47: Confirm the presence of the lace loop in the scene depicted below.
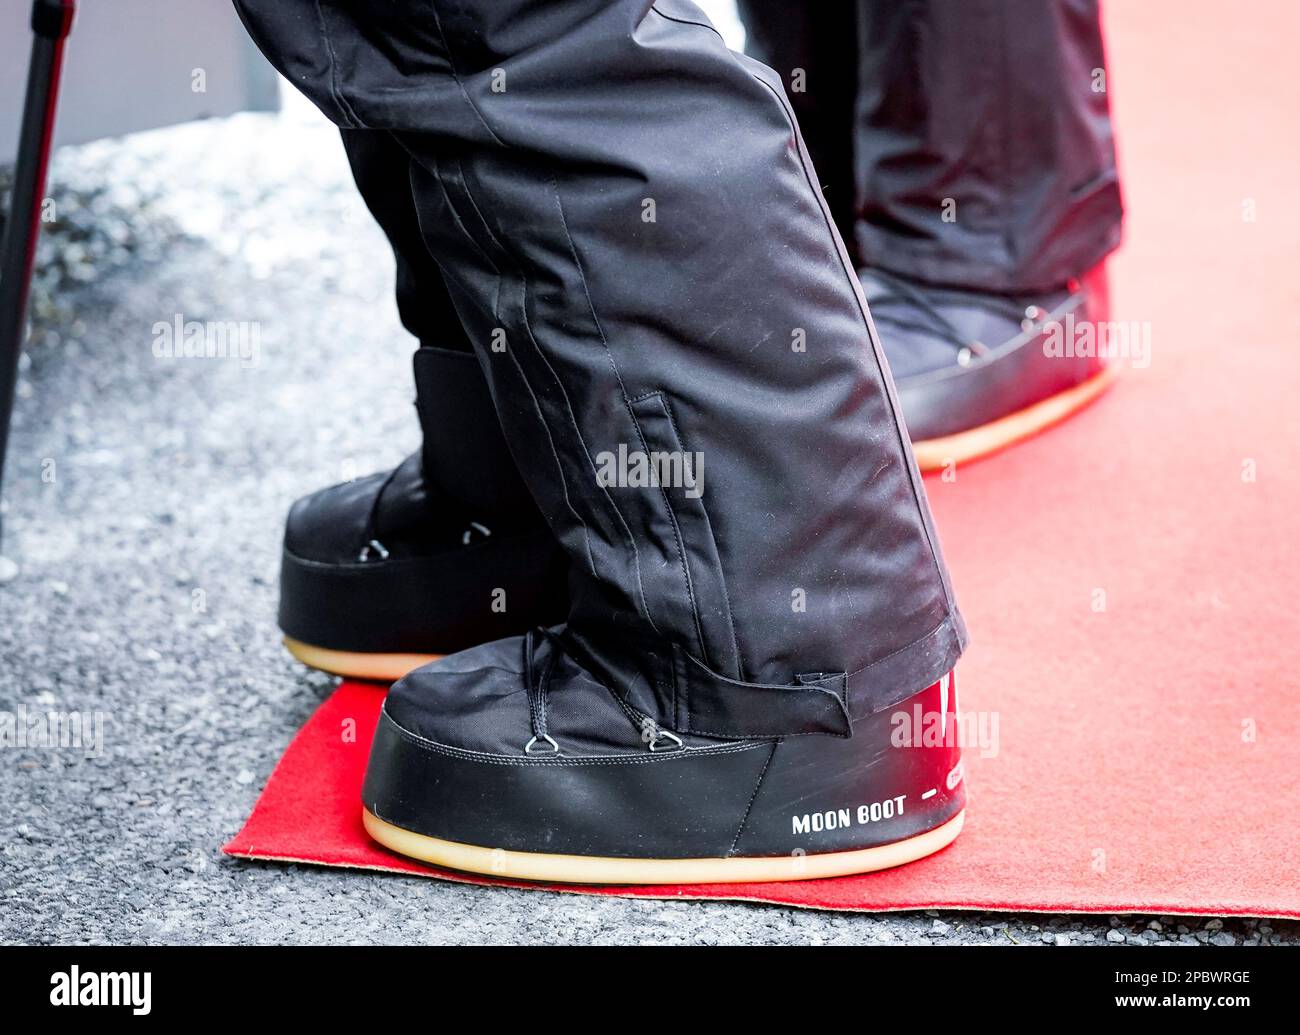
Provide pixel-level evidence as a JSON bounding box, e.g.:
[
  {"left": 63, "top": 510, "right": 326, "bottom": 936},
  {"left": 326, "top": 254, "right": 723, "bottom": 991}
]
[{"left": 519, "top": 628, "right": 684, "bottom": 755}]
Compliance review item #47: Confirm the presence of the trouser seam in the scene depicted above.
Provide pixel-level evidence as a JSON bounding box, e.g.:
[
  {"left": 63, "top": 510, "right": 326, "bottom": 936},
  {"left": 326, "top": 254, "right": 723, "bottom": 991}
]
[
  {"left": 549, "top": 181, "right": 721, "bottom": 659},
  {"left": 310, "top": 0, "right": 361, "bottom": 127},
  {"left": 624, "top": 404, "right": 712, "bottom": 666},
  {"left": 436, "top": 152, "right": 663, "bottom": 634},
  {"left": 650, "top": 2, "right": 727, "bottom": 42},
  {"left": 422, "top": 154, "right": 604, "bottom": 581},
  {"left": 425, "top": 0, "right": 507, "bottom": 147},
  {"left": 659, "top": 395, "right": 743, "bottom": 675}
]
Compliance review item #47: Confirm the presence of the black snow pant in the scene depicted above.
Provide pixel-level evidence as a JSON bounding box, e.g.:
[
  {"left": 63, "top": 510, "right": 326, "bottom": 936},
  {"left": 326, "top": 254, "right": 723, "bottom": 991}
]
[
  {"left": 338, "top": 128, "right": 467, "bottom": 352},
  {"left": 346, "top": 1, "right": 1124, "bottom": 344},
  {"left": 738, "top": 0, "right": 1124, "bottom": 294},
  {"left": 235, "top": 0, "right": 966, "bottom": 724}
]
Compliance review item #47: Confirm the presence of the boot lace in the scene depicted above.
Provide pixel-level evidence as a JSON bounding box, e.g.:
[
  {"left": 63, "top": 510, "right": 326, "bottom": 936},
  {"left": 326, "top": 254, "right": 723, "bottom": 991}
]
[
  {"left": 865, "top": 268, "right": 1050, "bottom": 366},
  {"left": 520, "top": 627, "right": 683, "bottom": 756}
]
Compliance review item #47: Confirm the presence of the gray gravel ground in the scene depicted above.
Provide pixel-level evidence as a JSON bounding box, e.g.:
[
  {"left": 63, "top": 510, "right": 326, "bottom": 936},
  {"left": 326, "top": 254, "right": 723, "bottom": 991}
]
[{"left": 1, "top": 96, "right": 1295, "bottom": 947}]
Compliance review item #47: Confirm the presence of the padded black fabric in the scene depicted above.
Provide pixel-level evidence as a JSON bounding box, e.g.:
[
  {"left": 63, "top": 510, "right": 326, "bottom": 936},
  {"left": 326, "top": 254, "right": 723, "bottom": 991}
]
[
  {"left": 237, "top": 0, "right": 967, "bottom": 725},
  {"left": 862, "top": 266, "right": 1109, "bottom": 440},
  {"left": 740, "top": 0, "right": 1122, "bottom": 295}
]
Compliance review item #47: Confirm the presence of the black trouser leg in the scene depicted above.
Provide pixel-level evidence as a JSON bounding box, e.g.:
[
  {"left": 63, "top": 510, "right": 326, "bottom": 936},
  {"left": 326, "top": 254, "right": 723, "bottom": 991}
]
[
  {"left": 734, "top": 0, "right": 859, "bottom": 265},
  {"left": 235, "top": 0, "right": 965, "bottom": 715},
  {"left": 737, "top": 0, "right": 1123, "bottom": 294},
  {"left": 339, "top": 128, "right": 536, "bottom": 515},
  {"left": 339, "top": 128, "right": 472, "bottom": 351}
]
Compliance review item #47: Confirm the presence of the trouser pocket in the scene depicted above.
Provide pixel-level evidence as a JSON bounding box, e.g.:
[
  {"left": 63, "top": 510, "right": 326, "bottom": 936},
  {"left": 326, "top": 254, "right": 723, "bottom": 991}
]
[{"left": 618, "top": 392, "right": 741, "bottom": 679}]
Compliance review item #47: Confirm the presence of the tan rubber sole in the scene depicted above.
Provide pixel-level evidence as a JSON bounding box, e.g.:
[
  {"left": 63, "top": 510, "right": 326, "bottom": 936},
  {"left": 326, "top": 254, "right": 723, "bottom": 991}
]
[
  {"left": 284, "top": 636, "right": 443, "bottom": 682},
  {"left": 911, "top": 364, "right": 1118, "bottom": 472},
  {"left": 363, "top": 807, "right": 964, "bottom": 885}
]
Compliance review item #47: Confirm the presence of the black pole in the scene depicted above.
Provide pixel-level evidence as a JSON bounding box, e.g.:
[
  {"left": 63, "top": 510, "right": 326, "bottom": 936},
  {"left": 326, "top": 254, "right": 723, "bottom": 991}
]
[{"left": 0, "top": 0, "right": 76, "bottom": 576}]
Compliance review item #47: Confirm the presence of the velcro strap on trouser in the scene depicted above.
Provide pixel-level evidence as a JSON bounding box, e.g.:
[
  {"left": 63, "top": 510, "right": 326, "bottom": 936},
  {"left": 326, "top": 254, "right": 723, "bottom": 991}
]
[{"left": 671, "top": 645, "right": 851, "bottom": 739}]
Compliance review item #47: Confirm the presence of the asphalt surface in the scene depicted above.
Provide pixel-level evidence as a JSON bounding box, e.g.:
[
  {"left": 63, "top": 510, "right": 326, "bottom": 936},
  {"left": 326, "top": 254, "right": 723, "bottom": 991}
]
[{"left": 1, "top": 95, "right": 1294, "bottom": 947}]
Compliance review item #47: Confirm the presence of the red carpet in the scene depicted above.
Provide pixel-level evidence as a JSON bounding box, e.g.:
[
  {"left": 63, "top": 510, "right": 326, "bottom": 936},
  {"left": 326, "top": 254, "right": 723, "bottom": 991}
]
[{"left": 225, "top": 0, "right": 1300, "bottom": 916}]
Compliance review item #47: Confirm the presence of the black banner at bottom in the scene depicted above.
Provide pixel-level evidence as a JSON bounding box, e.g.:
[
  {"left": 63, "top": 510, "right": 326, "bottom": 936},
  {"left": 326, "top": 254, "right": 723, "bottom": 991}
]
[{"left": 0, "top": 944, "right": 1291, "bottom": 1019}]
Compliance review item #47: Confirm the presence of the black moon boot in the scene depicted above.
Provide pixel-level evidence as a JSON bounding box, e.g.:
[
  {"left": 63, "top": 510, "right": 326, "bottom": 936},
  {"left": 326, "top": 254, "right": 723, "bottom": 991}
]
[
  {"left": 363, "top": 631, "right": 964, "bottom": 884},
  {"left": 279, "top": 347, "right": 568, "bottom": 681},
  {"left": 861, "top": 263, "right": 1116, "bottom": 470},
  {"left": 238, "top": 0, "right": 970, "bottom": 881}
]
